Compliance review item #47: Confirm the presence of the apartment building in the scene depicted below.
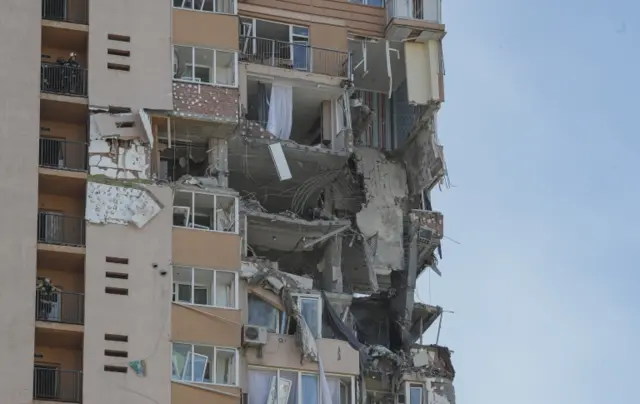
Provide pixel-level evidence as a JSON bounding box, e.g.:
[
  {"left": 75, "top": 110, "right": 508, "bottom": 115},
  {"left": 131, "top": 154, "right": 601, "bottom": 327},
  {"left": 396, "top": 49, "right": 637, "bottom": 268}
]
[{"left": 0, "top": 0, "right": 452, "bottom": 403}]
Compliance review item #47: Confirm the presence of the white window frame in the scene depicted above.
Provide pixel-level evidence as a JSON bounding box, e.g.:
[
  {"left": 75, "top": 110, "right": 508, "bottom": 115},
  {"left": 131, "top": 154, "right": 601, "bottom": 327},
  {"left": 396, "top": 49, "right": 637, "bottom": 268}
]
[
  {"left": 172, "top": 342, "right": 239, "bottom": 386},
  {"left": 172, "top": 266, "right": 239, "bottom": 309},
  {"left": 173, "top": 0, "right": 238, "bottom": 15},
  {"left": 173, "top": 45, "right": 239, "bottom": 88},
  {"left": 406, "top": 383, "right": 424, "bottom": 404},
  {"left": 173, "top": 190, "right": 240, "bottom": 234},
  {"left": 291, "top": 293, "right": 322, "bottom": 338},
  {"left": 348, "top": 0, "right": 384, "bottom": 7},
  {"left": 248, "top": 367, "right": 356, "bottom": 404}
]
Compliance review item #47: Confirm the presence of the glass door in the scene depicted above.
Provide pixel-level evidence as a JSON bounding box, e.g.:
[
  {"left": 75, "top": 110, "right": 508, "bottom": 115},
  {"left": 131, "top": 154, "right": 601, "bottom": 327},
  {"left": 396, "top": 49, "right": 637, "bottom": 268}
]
[{"left": 290, "top": 26, "right": 310, "bottom": 71}]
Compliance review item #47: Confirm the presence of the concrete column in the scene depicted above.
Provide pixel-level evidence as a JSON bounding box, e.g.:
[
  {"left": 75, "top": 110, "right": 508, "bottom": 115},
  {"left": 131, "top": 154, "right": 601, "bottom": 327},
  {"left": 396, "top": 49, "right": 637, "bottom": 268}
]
[{"left": 321, "top": 236, "right": 343, "bottom": 293}]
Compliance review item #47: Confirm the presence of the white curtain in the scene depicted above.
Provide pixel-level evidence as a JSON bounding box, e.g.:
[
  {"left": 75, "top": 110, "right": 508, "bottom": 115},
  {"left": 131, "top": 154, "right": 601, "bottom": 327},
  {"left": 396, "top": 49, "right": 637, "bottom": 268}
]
[{"left": 266, "top": 84, "right": 293, "bottom": 140}]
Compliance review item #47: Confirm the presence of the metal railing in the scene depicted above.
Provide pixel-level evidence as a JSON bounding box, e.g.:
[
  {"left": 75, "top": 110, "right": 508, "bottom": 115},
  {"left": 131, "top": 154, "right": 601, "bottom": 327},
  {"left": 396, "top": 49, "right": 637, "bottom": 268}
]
[
  {"left": 41, "top": 63, "right": 88, "bottom": 97},
  {"left": 34, "top": 366, "right": 83, "bottom": 403},
  {"left": 36, "top": 290, "right": 85, "bottom": 325},
  {"left": 37, "top": 212, "right": 85, "bottom": 247},
  {"left": 386, "top": 0, "right": 441, "bottom": 23},
  {"left": 39, "top": 138, "right": 88, "bottom": 172},
  {"left": 239, "top": 35, "right": 351, "bottom": 77},
  {"left": 42, "top": 0, "right": 88, "bottom": 24}
]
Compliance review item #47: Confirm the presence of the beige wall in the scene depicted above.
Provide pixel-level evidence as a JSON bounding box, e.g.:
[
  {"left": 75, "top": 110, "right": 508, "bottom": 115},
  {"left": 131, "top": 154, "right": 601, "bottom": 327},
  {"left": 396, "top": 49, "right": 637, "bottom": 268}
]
[
  {"left": 38, "top": 267, "right": 85, "bottom": 293},
  {"left": 173, "top": 9, "right": 240, "bottom": 51},
  {"left": 39, "top": 193, "right": 85, "bottom": 217},
  {"left": 172, "top": 227, "right": 241, "bottom": 270},
  {"left": 246, "top": 334, "right": 360, "bottom": 375},
  {"left": 172, "top": 381, "right": 241, "bottom": 404},
  {"left": 172, "top": 304, "right": 241, "bottom": 348},
  {"left": 0, "top": 1, "right": 40, "bottom": 402},
  {"left": 239, "top": 0, "right": 385, "bottom": 37},
  {"left": 40, "top": 120, "right": 87, "bottom": 143},
  {"left": 83, "top": 185, "right": 173, "bottom": 404},
  {"left": 88, "top": 0, "right": 173, "bottom": 110}
]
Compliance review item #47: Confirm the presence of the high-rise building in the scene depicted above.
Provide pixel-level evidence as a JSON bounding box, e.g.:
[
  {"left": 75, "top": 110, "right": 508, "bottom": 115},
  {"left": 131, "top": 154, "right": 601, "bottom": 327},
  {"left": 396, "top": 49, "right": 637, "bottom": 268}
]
[{"left": 0, "top": 0, "right": 452, "bottom": 403}]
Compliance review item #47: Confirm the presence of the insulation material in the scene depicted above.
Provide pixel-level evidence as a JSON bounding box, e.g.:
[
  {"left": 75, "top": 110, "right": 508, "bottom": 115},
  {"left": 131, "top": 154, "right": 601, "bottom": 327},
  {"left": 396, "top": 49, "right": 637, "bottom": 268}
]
[
  {"left": 354, "top": 148, "right": 408, "bottom": 275},
  {"left": 86, "top": 182, "right": 163, "bottom": 228},
  {"left": 88, "top": 140, "right": 150, "bottom": 180}
]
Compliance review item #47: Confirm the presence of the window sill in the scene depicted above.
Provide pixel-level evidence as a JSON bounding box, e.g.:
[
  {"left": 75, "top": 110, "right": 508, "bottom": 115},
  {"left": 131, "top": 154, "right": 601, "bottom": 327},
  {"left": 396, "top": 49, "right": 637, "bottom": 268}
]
[
  {"left": 173, "top": 78, "right": 238, "bottom": 89},
  {"left": 173, "top": 225, "right": 239, "bottom": 236},
  {"left": 172, "top": 378, "right": 239, "bottom": 388},
  {"left": 172, "top": 301, "right": 239, "bottom": 311},
  {"left": 173, "top": 6, "right": 237, "bottom": 16}
]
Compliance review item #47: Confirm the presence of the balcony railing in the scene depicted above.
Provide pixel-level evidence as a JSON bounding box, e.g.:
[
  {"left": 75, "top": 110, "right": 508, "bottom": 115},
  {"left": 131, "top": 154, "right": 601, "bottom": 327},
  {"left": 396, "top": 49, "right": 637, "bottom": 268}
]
[
  {"left": 239, "top": 35, "right": 351, "bottom": 77},
  {"left": 387, "top": 0, "right": 441, "bottom": 24},
  {"left": 42, "top": 0, "right": 88, "bottom": 25},
  {"left": 38, "top": 212, "right": 85, "bottom": 247},
  {"left": 41, "top": 63, "right": 88, "bottom": 97},
  {"left": 36, "top": 290, "right": 85, "bottom": 325},
  {"left": 39, "top": 138, "right": 88, "bottom": 172},
  {"left": 34, "top": 366, "right": 83, "bottom": 403}
]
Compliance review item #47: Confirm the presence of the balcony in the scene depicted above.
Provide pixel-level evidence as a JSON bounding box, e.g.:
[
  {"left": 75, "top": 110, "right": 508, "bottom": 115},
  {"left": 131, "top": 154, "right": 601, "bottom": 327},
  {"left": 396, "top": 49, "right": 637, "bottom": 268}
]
[
  {"left": 36, "top": 290, "right": 84, "bottom": 325},
  {"left": 387, "top": 0, "right": 441, "bottom": 23},
  {"left": 42, "top": 0, "right": 89, "bottom": 25},
  {"left": 38, "top": 211, "right": 85, "bottom": 247},
  {"left": 39, "top": 138, "right": 87, "bottom": 172},
  {"left": 239, "top": 35, "right": 351, "bottom": 78},
  {"left": 34, "top": 366, "right": 83, "bottom": 403},
  {"left": 41, "top": 63, "right": 88, "bottom": 98}
]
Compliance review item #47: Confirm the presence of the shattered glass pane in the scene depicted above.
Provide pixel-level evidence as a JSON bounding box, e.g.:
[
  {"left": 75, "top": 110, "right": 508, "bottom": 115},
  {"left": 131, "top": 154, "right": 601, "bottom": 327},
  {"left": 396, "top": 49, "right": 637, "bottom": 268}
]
[
  {"left": 248, "top": 369, "right": 277, "bottom": 404},
  {"left": 248, "top": 294, "right": 280, "bottom": 332},
  {"left": 300, "top": 297, "right": 320, "bottom": 338},
  {"left": 215, "top": 348, "right": 236, "bottom": 385}
]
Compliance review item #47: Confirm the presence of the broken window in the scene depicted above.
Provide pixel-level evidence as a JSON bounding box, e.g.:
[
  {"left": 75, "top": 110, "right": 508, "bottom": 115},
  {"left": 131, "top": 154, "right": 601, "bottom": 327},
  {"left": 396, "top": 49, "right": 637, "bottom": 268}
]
[
  {"left": 173, "top": 190, "right": 238, "bottom": 233},
  {"left": 172, "top": 266, "right": 238, "bottom": 309},
  {"left": 292, "top": 294, "right": 322, "bottom": 338},
  {"left": 173, "top": 0, "right": 235, "bottom": 14},
  {"left": 173, "top": 45, "right": 237, "bottom": 87},
  {"left": 247, "top": 368, "right": 353, "bottom": 404},
  {"left": 248, "top": 294, "right": 284, "bottom": 333},
  {"left": 172, "top": 343, "right": 238, "bottom": 385}
]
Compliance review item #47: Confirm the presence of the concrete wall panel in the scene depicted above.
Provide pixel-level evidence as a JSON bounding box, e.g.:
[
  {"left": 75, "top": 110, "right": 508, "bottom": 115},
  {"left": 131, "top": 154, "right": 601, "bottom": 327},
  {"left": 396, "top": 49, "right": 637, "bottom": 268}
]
[
  {"left": 0, "top": 1, "right": 41, "bottom": 402},
  {"left": 173, "top": 9, "right": 240, "bottom": 51},
  {"left": 88, "top": 0, "right": 173, "bottom": 110},
  {"left": 83, "top": 185, "right": 173, "bottom": 404},
  {"left": 172, "top": 227, "right": 241, "bottom": 270}
]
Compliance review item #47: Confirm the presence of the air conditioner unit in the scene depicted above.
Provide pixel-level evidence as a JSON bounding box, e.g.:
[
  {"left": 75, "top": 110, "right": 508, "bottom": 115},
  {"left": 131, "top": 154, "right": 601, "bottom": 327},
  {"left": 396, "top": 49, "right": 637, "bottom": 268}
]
[{"left": 242, "top": 325, "right": 267, "bottom": 346}]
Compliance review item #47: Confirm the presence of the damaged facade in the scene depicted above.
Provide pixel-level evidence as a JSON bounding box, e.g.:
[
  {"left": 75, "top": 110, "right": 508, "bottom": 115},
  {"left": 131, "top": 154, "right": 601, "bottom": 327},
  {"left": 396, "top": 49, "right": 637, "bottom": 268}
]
[{"left": 6, "top": 0, "right": 454, "bottom": 404}]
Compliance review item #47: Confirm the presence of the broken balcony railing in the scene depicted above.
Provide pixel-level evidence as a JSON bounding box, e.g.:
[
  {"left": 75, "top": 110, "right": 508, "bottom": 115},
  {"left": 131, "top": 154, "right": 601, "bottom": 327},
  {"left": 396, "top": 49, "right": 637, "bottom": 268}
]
[
  {"left": 34, "top": 366, "right": 83, "bottom": 403},
  {"left": 39, "top": 138, "right": 87, "bottom": 172},
  {"left": 37, "top": 212, "right": 85, "bottom": 247},
  {"left": 42, "top": 0, "right": 89, "bottom": 25},
  {"left": 386, "top": 0, "right": 442, "bottom": 23},
  {"left": 41, "top": 63, "right": 88, "bottom": 97},
  {"left": 239, "top": 35, "right": 351, "bottom": 77},
  {"left": 36, "top": 290, "right": 85, "bottom": 325}
]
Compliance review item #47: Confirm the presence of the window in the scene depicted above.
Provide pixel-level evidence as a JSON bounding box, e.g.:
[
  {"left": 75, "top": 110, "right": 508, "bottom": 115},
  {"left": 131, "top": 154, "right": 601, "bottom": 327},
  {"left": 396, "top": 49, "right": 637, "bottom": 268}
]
[
  {"left": 173, "top": 0, "right": 236, "bottom": 14},
  {"left": 173, "top": 190, "right": 239, "bottom": 233},
  {"left": 248, "top": 294, "right": 285, "bottom": 333},
  {"left": 408, "top": 384, "right": 423, "bottom": 404},
  {"left": 349, "top": 0, "right": 383, "bottom": 7},
  {"left": 172, "top": 266, "right": 238, "bottom": 309},
  {"left": 292, "top": 294, "right": 322, "bottom": 338},
  {"left": 172, "top": 343, "right": 238, "bottom": 385},
  {"left": 173, "top": 45, "right": 238, "bottom": 87},
  {"left": 247, "top": 368, "right": 353, "bottom": 404}
]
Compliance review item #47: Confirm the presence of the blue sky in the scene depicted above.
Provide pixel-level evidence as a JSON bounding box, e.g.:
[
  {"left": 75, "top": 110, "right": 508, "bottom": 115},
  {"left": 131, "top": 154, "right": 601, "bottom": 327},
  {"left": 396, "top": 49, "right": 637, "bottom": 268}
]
[{"left": 421, "top": 1, "right": 640, "bottom": 403}]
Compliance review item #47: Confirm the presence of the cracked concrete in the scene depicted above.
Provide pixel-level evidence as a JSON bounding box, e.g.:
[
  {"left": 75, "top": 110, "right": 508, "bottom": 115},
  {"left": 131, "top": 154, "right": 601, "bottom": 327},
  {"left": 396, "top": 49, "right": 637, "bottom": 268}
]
[{"left": 354, "top": 147, "right": 408, "bottom": 275}]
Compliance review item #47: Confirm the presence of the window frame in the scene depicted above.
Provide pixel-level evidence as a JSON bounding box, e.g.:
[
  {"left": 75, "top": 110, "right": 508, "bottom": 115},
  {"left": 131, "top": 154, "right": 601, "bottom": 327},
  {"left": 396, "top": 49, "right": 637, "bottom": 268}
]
[
  {"left": 172, "top": 0, "right": 238, "bottom": 15},
  {"left": 172, "top": 342, "right": 239, "bottom": 386},
  {"left": 291, "top": 293, "right": 322, "bottom": 338},
  {"left": 407, "top": 382, "right": 425, "bottom": 404},
  {"left": 173, "top": 45, "right": 239, "bottom": 88},
  {"left": 247, "top": 293, "right": 285, "bottom": 333},
  {"left": 248, "top": 367, "right": 355, "bottom": 404},
  {"left": 172, "top": 266, "right": 239, "bottom": 310},
  {"left": 173, "top": 190, "right": 240, "bottom": 234}
]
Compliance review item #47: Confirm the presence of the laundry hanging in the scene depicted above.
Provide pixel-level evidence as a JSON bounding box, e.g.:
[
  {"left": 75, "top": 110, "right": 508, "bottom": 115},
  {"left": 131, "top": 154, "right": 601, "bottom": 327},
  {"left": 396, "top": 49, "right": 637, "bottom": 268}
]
[{"left": 266, "top": 84, "right": 293, "bottom": 140}]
